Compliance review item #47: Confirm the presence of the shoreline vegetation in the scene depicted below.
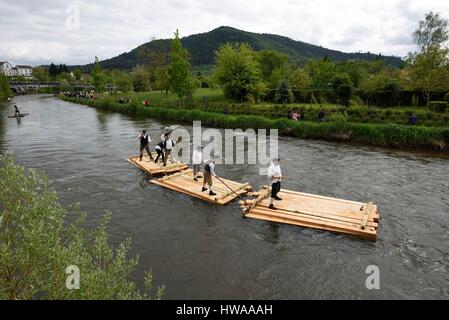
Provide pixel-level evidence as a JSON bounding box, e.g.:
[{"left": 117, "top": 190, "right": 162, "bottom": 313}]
[{"left": 61, "top": 90, "right": 449, "bottom": 152}]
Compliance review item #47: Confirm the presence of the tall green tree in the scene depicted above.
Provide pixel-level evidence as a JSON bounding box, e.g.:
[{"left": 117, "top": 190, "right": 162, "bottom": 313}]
[
  {"left": 0, "top": 154, "right": 164, "bottom": 300},
  {"left": 168, "top": 30, "right": 192, "bottom": 107},
  {"left": 332, "top": 73, "right": 353, "bottom": 107},
  {"left": 408, "top": 12, "right": 449, "bottom": 105},
  {"left": 132, "top": 65, "right": 151, "bottom": 92},
  {"left": 0, "top": 74, "right": 11, "bottom": 101},
  {"left": 91, "top": 57, "right": 106, "bottom": 92},
  {"left": 48, "top": 63, "right": 58, "bottom": 79},
  {"left": 413, "top": 11, "right": 449, "bottom": 52},
  {"left": 213, "top": 43, "right": 261, "bottom": 101},
  {"left": 288, "top": 69, "right": 312, "bottom": 102}
]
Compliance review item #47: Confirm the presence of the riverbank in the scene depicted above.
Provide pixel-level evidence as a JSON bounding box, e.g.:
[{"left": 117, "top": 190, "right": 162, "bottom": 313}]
[{"left": 61, "top": 95, "right": 449, "bottom": 152}]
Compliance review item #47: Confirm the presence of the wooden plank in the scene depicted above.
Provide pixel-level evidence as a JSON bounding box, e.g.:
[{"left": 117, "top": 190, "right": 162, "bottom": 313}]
[
  {"left": 361, "top": 202, "right": 374, "bottom": 230},
  {"left": 254, "top": 204, "right": 379, "bottom": 228},
  {"left": 151, "top": 170, "right": 251, "bottom": 205},
  {"left": 127, "top": 155, "right": 189, "bottom": 176},
  {"left": 246, "top": 212, "right": 377, "bottom": 241},
  {"left": 242, "top": 187, "right": 379, "bottom": 241}
]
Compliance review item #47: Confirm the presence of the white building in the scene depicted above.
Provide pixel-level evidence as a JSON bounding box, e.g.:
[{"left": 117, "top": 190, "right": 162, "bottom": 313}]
[
  {"left": 16, "top": 65, "right": 33, "bottom": 78},
  {"left": 0, "top": 61, "right": 14, "bottom": 76},
  {"left": 0, "top": 61, "right": 33, "bottom": 78}
]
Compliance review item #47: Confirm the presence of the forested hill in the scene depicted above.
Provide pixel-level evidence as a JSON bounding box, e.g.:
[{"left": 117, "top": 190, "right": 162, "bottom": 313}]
[{"left": 84, "top": 26, "right": 404, "bottom": 70}]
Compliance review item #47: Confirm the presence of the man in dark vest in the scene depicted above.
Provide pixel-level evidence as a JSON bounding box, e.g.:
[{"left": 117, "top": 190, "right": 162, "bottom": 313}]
[
  {"left": 137, "top": 130, "right": 154, "bottom": 161},
  {"left": 202, "top": 159, "right": 218, "bottom": 196}
]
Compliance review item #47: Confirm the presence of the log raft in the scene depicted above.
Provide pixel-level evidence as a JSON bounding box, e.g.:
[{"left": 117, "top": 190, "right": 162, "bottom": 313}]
[
  {"left": 151, "top": 169, "right": 252, "bottom": 205},
  {"left": 127, "top": 154, "right": 189, "bottom": 176},
  {"left": 241, "top": 187, "right": 379, "bottom": 241}
]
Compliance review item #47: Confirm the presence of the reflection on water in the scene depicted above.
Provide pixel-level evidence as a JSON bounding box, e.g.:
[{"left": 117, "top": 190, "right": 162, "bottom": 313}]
[{"left": 1, "top": 95, "right": 448, "bottom": 299}]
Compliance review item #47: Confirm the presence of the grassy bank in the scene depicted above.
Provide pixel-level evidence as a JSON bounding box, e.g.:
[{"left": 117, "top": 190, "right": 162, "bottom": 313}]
[
  {"left": 62, "top": 96, "right": 449, "bottom": 152},
  {"left": 96, "top": 89, "right": 449, "bottom": 127}
]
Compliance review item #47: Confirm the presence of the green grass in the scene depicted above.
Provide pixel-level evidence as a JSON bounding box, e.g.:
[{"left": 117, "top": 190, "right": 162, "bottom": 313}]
[
  {"left": 105, "top": 89, "right": 449, "bottom": 128},
  {"left": 62, "top": 95, "right": 449, "bottom": 152}
]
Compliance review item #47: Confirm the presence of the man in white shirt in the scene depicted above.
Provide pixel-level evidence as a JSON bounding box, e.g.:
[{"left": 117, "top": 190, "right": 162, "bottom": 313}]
[
  {"left": 162, "top": 133, "right": 181, "bottom": 167},
  {"left": 192, "top": 145, "right": 203, "bottom": 181},
  {"left": 267, "top": 158, "right": 283, "bottom": 210}
]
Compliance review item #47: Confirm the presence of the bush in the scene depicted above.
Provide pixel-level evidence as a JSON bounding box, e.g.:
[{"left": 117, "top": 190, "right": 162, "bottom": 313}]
[
  {"left": 429, "top": 101, "right": 448, "bottom": 113},
  {"left": 0, "top": 154, "right": 164, "bottom": 300}
]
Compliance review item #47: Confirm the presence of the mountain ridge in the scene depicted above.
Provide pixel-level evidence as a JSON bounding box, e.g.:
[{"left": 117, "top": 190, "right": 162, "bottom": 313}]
[{"left": 81, "top": 26, "right": 404, "bottom": 70}]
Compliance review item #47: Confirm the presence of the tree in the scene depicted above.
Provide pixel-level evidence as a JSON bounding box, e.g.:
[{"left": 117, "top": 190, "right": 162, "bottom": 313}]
[
  {"left": 407, "top": 12, "right": 449, "bottom": 105},
  {"left": 112, "top": 70, "right": 133, "bottom": 92},
  {"left": 154, "top": 67, "right": 170, "bottom": 94},
  {"left": 0, "top": 154, "right": 164, "bottom": 300},
  {"left": 32, "top": 67, "right": 50, "bottom": 82},
  {"left": 73, "top": 69, "right": 83, "bottom": 82},
  {"left": 333, "top": 73, "right": 353, "bottom": 107},
  {"left": 413, "top": 11, "right": 449, "bottom": 52},
  {"left": 213, "top": 43, "right": 261, "bottom": 101},
  {"left": 48, "top": 63, "right": 58, "bottom": 79},
  {"left": 305, "top": 59, "right": 336, "bottom": 89},
  {"left": 91, "top": 57, "right": 106, "bottom": 92},
  {"left": 0, "top": 74, "right": 11, "bottom": 101},
  {"left": 276, "top": 80, "right": 293, "bottom": 104},
  {"left": 132, "top": 65, "right": 151, "bottom": 92},
  {"left": 407, "top": 48, "right": 449, "bottom": 105},
  {"left": 168, "top": 30, "right": 193, "bottom": 107},
  {"left": 257, "top": 50, "right": 288, "bottom": 82},
  {"left": 288, "top": 69, "right": 312, "bottom": 102}
]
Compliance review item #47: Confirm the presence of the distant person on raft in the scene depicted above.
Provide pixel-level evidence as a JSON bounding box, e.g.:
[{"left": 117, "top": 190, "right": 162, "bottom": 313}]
[
  {"left": 154, "top": 140, "right": 166, "bottom": 164},
  {"left": 202, "top": 159, "right": 218, "bottom": 196},
  {"left": 14, "top": 104, "right": 21, "bottom": 115},
  {"left": 268, "top": 158, "right": 283, "bottom": 210},
  {"left": 192, "top": 145, "right": 203, "bottom": 181},
  {"left": 137, "top": 130, "right": 154, "bottom": 161}
]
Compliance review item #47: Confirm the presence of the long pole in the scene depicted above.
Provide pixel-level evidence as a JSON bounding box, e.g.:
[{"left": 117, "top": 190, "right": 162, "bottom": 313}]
[{"left": 215, "top": 176, "right": 249, "bottom": 206}]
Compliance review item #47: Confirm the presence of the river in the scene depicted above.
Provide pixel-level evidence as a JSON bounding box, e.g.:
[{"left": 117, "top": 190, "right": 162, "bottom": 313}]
[{"left": 1, "top": 95, "right": 448, "bottom": 299}]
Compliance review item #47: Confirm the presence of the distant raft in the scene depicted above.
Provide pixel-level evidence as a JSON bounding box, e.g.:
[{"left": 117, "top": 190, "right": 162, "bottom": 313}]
[
  {"left": 151, "top": 169, "right": 252, "bottom": 205},
  {"left": 128, "top": 154, "right": 189, "bottom": 176},
  {"left": 8, "top": 113, "right": 29, "bottom": 118},
  {"left": 241, "top": 187, "right": 379, "bottom": 241}
]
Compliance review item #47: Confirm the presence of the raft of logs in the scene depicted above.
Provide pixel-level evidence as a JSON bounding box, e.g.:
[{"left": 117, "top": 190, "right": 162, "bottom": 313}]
[
  {"left": 240, "top": 186, "right": 379, "bottom": 241},
  {"left": 128, "top": 155, "right": 379, "bottom": 240},
  {"left": 151, "top": 169, "right": 252, "bottom": 205},
  {"left": 127, "top": 154, "right": 189, "bottom": 176}
]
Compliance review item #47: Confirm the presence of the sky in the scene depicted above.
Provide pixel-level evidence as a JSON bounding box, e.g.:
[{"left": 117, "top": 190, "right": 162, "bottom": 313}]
[{"left": 0, "top": 0, "right": 448, "bottom": 66}]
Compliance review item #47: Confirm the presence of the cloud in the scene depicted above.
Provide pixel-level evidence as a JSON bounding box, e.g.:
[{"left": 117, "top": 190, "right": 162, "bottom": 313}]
[{"left": 1, "top": 0, "right": 449, "bottom": 65}]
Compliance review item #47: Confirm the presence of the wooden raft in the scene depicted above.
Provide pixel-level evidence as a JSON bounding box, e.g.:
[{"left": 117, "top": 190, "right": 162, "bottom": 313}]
[
  {"left": 151, "top": 169, "right": 252, "bottom": 205},
  {"left": 8, "top": 113, "right": 29, "bottom": 118},
  {"left": 127, "top": 153, "right": 189, "bottom": 176},
  {"left": 241, "top": 187, "right": 379, "bottom": 241}
]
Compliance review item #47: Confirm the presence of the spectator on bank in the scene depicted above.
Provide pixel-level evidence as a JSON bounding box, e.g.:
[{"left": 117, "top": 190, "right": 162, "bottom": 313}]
[
  {"left": 223, "top": 106, "right": 229, "bottom": 115},
  {"left": 292, "top": 111, "right": 300, "bottom": 121},
  {"left": 409, "top": 113, "right": 418, "bottom": 126},
  {"left": 300, "top": 109, "right": 305, "bottom": 121},
  {"left": 318, "top": 109, "right": 326, "bottom": 122},
  {"left": 287, "top": 109, "right": 293, "bottom": 120}
]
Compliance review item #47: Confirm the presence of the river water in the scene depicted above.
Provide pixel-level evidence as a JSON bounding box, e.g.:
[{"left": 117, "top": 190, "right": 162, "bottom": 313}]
[{"left": 1, "top": 95, "right": 448, "bottom": 299}]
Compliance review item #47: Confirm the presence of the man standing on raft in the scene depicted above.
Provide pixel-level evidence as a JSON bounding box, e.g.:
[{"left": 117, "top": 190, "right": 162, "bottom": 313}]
[
  {"left": 137, "top": 130, "right": 154, "bottom": 161},
  {"left": 267, "top": 158, "right": 283, "bottom": 210},
  {"left": 202, "top": 159, "right": 217, "bottom": 196}
]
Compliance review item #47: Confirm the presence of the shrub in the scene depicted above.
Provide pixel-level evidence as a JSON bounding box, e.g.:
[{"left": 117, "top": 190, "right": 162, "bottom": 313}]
[
  {"left": 0, "top": 154, "right": 164, "bottom": 300},
  {"left": 429, "top": 101, "right": 448, "bottom": 113}
]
